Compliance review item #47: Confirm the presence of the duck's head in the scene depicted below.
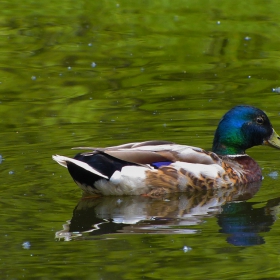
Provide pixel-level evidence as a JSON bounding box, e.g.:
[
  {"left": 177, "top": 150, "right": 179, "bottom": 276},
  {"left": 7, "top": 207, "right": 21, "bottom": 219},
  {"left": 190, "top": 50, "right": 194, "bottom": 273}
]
[{"left": 212, "top": 105, "right": 280, "bottom": 155}]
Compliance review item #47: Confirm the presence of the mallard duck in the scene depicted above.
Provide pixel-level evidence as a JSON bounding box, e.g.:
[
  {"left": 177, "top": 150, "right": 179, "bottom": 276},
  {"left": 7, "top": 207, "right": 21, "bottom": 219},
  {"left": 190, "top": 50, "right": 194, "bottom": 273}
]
[{"left": 53, "top": 105, "right": 280, "bottom": 196}]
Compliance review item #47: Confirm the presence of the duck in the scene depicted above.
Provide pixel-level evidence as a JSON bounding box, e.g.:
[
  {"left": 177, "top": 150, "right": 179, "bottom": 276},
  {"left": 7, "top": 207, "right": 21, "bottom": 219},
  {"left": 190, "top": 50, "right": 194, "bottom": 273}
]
[{"left": 52, "top": 105, "right": 280, "bottom": 196}]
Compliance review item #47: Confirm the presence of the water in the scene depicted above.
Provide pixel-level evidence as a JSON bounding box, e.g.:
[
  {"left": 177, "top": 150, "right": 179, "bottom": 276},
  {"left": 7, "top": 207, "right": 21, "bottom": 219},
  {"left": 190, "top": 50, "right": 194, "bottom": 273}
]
[{"left": 1, "top": 0, "right": 280, "bottom": 279}]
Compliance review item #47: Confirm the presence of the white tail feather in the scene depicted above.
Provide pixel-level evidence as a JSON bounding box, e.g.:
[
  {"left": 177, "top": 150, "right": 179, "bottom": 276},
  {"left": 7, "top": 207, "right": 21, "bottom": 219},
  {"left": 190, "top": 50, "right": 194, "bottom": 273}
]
[{"left": 52, "top": 155, "right": 109, "bottom": 179}]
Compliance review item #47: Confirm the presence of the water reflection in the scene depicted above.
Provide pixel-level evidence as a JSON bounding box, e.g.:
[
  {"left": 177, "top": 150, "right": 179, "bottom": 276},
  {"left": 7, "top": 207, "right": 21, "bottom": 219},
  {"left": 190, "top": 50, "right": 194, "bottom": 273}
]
[
  {"left": 55, "top": 181, "right": 280, "bottom": 246},
  {"left": 218, "top": 197, "right": 278, "bottom": 246}
]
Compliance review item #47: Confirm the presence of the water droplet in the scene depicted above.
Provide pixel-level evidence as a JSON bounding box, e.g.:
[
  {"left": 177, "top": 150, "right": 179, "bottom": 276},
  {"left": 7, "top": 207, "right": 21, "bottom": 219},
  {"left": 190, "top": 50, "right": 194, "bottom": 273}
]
[
  {"left": 183, "top": 245, "right": 192, "bottom": 252},
  {"left": 272, "top": 87, "right": 280, "bottom": 93},
  {"left": 268, "top": 171, "right": 278, "bottom": 179},
  {"left": 22, "top": 241, "right": 31, "bottom": 249}
]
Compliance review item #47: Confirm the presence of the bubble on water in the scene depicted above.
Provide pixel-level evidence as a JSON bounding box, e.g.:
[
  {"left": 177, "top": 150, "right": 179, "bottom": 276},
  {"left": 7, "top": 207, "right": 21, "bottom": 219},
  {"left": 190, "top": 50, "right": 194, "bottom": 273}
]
[
  {"left": 244, "top": 36, "right": 251, "bottom": 41},
  {"left": 216, "top": 21, "right": 221, "bottom": 25},
  {"left": 67, "top": 66, "right": 72, "bottom": 70},
  {"left": 272, "top": 87, "right": 280, "bottom": 93},
  {"left": 182, "top": 245, "right": 192, "bottom": 253},
  {"left": 268, "top": 171, "right": 278, "bottom": 179},
  {"left": 9, "top": 170, "right": 14, "bottom": 175},
  {"left": 88, "top": 43, "right": 92, "bottom": 47},
  {"left": 91, "top": 62, "right": 96, "bottom": 68},
  {"left": 0, "top": 154, "right": 3, "bottom": 164},
  {"left": 22, "top": 241, "right": 31, "bottom": 249},
  {"left": 31, "top": 76, "right": 36, "bottom": 81},
  {"left": 183, "top": 245, "right": 192, "bottom": 253}
]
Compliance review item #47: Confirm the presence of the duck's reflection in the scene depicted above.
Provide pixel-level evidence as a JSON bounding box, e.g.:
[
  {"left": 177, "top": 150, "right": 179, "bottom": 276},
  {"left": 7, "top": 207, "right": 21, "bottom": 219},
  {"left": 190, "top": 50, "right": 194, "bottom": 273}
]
[
  {"left": 217, "top": 198, "right": 277, "bottom": 246},
  {"left": 56, "top": 181, "right": 278, "bottom": 246}
]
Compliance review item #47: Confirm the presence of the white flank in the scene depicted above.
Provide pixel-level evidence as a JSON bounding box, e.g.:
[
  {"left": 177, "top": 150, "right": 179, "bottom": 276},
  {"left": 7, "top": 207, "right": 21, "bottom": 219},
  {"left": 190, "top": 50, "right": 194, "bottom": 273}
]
[
  {"left": 95, "top": 166, "right": 150, "bottom": 195},
  {"left": 52, "top": 155, "right": 108, "bottom": 179}
]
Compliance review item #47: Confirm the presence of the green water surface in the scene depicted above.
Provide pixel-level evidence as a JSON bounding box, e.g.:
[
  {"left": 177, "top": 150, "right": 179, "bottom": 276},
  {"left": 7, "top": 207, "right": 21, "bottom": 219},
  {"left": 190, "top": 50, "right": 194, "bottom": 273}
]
[{"left": 1, "top": 0, "right": 280, "bottom": 279}]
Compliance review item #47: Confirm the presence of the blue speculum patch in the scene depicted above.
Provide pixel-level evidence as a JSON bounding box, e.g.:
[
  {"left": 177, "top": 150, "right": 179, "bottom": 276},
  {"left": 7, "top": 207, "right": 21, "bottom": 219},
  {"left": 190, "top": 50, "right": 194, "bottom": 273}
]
[{"left": 151, "top": 161, "right": 173, "bottom": 169}]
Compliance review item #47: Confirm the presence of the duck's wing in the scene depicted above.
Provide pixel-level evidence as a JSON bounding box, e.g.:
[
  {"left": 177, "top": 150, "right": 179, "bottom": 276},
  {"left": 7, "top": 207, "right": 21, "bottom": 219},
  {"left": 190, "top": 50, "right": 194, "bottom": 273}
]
[
  {"left": 72, "top": 140, "right": 221, "bottom": 166},
  {"left": 72, "top": 140, "right": 175, "bottom": 151}
]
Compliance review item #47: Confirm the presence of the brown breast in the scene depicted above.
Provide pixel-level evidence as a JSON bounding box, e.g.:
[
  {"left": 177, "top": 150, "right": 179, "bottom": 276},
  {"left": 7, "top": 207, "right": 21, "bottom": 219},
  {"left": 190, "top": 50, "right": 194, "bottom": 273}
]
[{"left": 223, "top": 155, "right": 262, "bottom": 183}]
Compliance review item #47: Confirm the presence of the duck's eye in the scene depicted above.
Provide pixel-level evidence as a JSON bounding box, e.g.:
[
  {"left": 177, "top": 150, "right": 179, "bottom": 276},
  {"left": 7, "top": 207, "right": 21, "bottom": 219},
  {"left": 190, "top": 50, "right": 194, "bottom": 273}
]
[{"left": 256, "top": 117, "right": 264, "bottom": 124}]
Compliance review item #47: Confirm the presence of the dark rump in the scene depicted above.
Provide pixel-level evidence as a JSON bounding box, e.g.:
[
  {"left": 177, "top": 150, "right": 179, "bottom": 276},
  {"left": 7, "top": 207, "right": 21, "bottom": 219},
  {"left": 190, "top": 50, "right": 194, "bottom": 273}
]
[{"left": 67, "top": 152, "right": 139, "bottom": 187}]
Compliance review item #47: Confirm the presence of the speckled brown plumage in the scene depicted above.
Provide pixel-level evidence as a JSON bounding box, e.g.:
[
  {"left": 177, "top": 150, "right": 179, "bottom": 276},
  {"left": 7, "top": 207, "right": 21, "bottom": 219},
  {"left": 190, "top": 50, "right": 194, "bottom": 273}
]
[{"left": 144, "top": 155, "right": 262, "bottom": 196}]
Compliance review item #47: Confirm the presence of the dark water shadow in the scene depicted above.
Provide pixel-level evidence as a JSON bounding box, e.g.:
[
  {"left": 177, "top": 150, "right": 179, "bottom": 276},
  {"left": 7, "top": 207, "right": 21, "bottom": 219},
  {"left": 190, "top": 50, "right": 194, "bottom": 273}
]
[
  {"left": 56, "top": 181, "right": 279, "bottom": 246},
  {"left": 217, "top": 194, "right": 280, "bottom": 246}
]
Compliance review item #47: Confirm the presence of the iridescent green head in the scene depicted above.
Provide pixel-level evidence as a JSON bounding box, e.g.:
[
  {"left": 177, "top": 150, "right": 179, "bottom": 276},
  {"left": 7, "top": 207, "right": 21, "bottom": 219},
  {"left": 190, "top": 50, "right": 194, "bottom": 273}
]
[{"left": 212, "top": 105, "right": 280, "bottom": 155}]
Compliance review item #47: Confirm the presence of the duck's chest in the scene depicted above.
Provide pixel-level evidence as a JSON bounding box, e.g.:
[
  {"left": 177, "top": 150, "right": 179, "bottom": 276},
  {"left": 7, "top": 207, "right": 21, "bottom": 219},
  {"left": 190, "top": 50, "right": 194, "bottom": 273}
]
[{"left": 223, "top": 155, "right": 262, "bottom": 183}]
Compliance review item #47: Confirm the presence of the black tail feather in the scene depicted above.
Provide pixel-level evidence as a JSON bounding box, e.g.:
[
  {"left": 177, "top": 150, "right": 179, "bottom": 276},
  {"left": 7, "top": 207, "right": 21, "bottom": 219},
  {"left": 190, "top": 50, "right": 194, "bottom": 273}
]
[{"left": 67, "top": 152, "right": 138, "bottom": 187}]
